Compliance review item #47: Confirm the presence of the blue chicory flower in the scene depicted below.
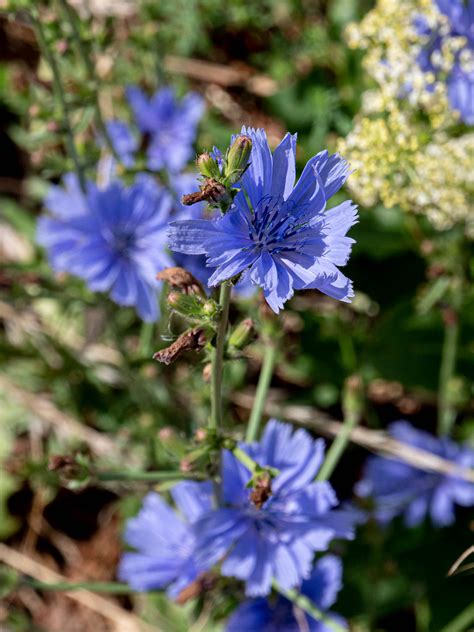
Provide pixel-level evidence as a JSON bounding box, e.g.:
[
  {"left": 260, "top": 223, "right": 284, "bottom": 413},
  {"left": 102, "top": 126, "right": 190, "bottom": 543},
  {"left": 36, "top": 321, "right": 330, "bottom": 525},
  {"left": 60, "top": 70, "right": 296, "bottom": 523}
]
[
  {"left": 118, "top": 481, "right": 213, "bottom": 597},
  {"left": 415, "top": 0, "right": 474, "bottom": 124},
  {"left": 226, "top": 555, "right": 347, "bottom": 632},
  {"left": 356, "top": 421, "right": 474, "bottom": 527},
  {"left": 168, "top": 127, "right": 358, "bottom": 313},
  {"left": 195, "top": 419, "right": 357, "bottom": 597},
  {"left": 37, "top": 174, "right": 172, "bottom": 322},
  {"left": 107, "top": 86, "right": 204, "bottom": 173}
]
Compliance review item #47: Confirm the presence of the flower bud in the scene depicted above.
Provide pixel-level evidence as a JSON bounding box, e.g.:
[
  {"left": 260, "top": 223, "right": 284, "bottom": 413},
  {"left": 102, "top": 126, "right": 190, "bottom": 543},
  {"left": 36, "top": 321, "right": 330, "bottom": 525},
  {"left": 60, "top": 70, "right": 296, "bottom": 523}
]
[
  {"left": 196, "top": 152, "right": 221, "bottom": 179},
  {"left": 224, "top": 135, "right": 252, "bottom": 185},
  {"left": 202, "top": 300, "right": 218, "bottom": 317},
  {"left": 228, "top": 318, "right": 255, "bottom": 350},
  {"left": 167, "top": 291, "right": 204, "bottom": 319}
]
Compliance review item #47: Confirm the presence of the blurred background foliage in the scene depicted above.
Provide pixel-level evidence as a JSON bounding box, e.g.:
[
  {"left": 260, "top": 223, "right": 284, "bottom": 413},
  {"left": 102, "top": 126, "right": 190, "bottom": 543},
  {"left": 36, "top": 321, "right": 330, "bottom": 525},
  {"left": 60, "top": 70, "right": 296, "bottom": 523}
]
[{"left": 0, "top": 1, "right": 473, "bottom": 631}]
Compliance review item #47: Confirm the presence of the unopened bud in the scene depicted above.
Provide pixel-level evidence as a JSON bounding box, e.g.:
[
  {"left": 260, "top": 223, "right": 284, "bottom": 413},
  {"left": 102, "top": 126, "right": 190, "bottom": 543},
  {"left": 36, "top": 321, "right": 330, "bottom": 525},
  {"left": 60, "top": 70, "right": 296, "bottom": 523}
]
[
  {"left": 202, "top": 300, "right": 218, "bottom": 317},
  {"left": 194, "top": 428, "right": 207, "bottom": 442},
  {"left": 48, "top": 454, "right": 89, "bottom": 488},
  {"left": 228, "top": 318, "right": 255, "bottom": 350},
  {"left": 197, "top": 152, "right": 221, "bottom": 179},
  {"left": 202, "top": 363, "right": 212, "bottom": 382},
  {"left": 224, "top": 135, "right": 252, "bottom": 185},
  {"left": 167, "top": 291, "right": 205, "bottom": 319}
]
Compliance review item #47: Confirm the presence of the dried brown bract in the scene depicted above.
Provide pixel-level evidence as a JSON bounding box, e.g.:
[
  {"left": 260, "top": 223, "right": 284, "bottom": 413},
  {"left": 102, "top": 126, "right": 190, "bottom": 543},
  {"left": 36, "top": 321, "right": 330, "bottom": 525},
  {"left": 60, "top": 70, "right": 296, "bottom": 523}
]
[
  {"left": 153, "top": 328, "right": 207, "bottom": 365},
  {"left": 249, "top": 472, "right": 272, "bottom": 509},
  {"left": 175, "top": 572, "right": 216, "bottom": 605},
  {"left": 181, "top": 178, "right": 227, "bottom": 206},
  {"left": 156, "top": 266, "right": 204, "bottom": 296}
]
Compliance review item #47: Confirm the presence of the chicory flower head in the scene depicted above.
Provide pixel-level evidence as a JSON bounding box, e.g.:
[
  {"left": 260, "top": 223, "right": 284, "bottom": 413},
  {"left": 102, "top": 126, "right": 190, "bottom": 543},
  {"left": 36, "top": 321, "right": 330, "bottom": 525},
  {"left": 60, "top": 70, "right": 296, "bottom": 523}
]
[
  {"left": 37, "top": 174, "right": 172, "bottom": 322},
  {"left": 168, "top": 127, "right": 358, "bottom": 313},
  {"left": 107, "top": 86, "right": 204, "bottom": 173},
  {"left": 226, "top": 555, "right": 347, "bottom": 632},
  {"left": 415, "top": 0, "right": 474, "bottom": 124},
  {"left": 118, "top": 481, "right": 213, "bottom": 597},
  {"left": 356, "top": 421, "right": 474, "bottom": 527},
  {"left": 195, "top": 420, "right": 357, "bottom": 597}
]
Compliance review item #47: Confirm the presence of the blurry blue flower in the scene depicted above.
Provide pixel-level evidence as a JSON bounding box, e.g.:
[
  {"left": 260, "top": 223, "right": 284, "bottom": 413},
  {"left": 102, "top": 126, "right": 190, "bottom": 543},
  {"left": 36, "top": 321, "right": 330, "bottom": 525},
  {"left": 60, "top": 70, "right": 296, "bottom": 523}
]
[
  {"left": 106, "top": 120, "right": 137, "bottom": 168},
  {"left": 106, "top": 86, "right": 204, "bottom": 172},
  {"left": 168, "top": 127, "right": 358, "bottom": 313},
  {"left": 226, "top": 555, "right": 347, "bottom": 632},
  {"left": 195, "top": 420, "right": 357, "bottom": 597},
  {"left": 37, "top": 174, "right": 172, "bottom": 322},
  {"left": 118, "top": 481, "right": 213, "bottom": 597},
  {"left": 415, "top": 0, "right": 474, "bottom": 124},
  {"left": 356, "top": 421, "right": 474, "bottom": 527},
  {"left": 128, "top": 85, "right": 204, "bottom": 172}
]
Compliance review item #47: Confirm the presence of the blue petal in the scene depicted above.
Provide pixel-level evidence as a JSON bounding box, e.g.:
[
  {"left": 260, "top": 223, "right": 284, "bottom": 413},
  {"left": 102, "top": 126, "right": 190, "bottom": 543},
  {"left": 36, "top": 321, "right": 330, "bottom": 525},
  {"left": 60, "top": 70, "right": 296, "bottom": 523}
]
[
  {"left": 171, "top": 481, "right": 214, "bottom": 523},
  {"left": 239, "top": 127, "right": 273, "bottom": 209},
  {"left": 168, "top": 219, "right": 220, "bottom": 254},
  {"left": 270, "top": 133, "right": 297, "bottom": 201},
  {"left": 302, "top": 555, "right": 343, "bottom": 609}
]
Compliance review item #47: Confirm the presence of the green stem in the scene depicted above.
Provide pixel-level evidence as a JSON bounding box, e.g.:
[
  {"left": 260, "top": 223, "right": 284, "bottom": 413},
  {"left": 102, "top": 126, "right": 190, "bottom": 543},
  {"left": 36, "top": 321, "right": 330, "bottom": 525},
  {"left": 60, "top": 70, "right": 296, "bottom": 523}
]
[
  {"left": 273, "top": 583, "right": 346, "bottom": 632},
  {"left": 97, "top": 470, "right": 206, "bottom": 482},
  {"left": 209, "top": 282, "right": 232, "bottom": 431},
  {"left": 440, "top": 601, "right": 474, "bottom": 632},
  {"left": 316, "top": 409, "right": 360, "bottom": 482},
  {"left": 438, "top": 302, "right": 461, "bottom": 437},
  {"left": 138, "top": 321, "right": 154, "bottom": 357},
  {"left": 57, "top": 0, "right": 120, "bottom": 160},
  {"left": 316, "top": 376, "right": 363, "bottom": 482},
  {"left": 245, "top": 342, "right": 277, "bottom": 443},
  {"left": 31, "top": 9, "right": 85, "bottom": 191},
  {"left": 25, "top": 578, "right": 133, "bottom": 593},
  {"left": 232, "top": 446, "right": 258, "bottom": 473}
]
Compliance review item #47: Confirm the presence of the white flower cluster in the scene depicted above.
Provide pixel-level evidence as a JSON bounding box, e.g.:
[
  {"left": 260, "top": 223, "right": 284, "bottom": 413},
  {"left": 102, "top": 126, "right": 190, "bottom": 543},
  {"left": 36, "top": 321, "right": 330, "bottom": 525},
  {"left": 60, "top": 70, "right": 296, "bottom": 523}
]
[{"left": 339, "top": 0, "right": 474, "bottom": 236}]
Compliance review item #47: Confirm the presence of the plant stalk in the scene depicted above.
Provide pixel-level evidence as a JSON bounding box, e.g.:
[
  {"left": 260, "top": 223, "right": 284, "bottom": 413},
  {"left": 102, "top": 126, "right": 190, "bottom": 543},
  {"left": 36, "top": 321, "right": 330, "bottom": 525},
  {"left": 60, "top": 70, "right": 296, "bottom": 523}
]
[
  {"left": 437, "top": 303, "right": 460, "bottom": 436},
  {"left": 97, "top": 470, "right": 206, "bottom": 482},
  {"left": 273, "top": 583, "right": 346, "bottom": 632},
  {"left": 245, "top": 342, "right": 277, "bottom": 443},
  {"left": 209, "top": 281, "right": 232, "bottom": 431},
  {"left": 31, "top": 9, "right": 85, "bottom": 191},
  {"left": 57, "top": 0, "right": 120, "bottom": 160}
]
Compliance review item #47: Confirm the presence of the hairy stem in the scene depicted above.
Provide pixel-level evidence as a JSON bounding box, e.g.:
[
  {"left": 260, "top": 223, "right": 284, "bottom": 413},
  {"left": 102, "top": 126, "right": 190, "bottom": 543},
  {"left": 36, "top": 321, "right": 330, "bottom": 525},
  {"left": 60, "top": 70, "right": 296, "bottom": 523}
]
[
  {"left": 273, "top": 583, "right": 346, "bottom": 632},
  {"left": 209, "top": 281, "right": 232, "bottom": 431},
  {"left": 31, "top": 9, "right": 85, "bottom": 190},
  {"left": 57, "top": 0, "right": 119, "bottom": 160},
  {"left": 245, "top": 342, "right": 277, "bottom": 443},
  {"left": 97, "top": 469, "right": 206, "bottom": 482},
  {"left": 438, "top": 294, "right": 461, "bottom": 436},
  {"left": 25, "top": 579, "right": 133, "bottom": 593}
]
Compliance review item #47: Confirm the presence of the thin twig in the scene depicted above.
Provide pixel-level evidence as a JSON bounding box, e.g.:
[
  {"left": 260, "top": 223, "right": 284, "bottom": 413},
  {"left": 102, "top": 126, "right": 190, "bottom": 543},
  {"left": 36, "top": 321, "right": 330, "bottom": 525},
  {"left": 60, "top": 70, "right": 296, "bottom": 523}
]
[
  {"left": 0, "top": 543, "right": 159, "bottom": 632},
  {"left": 164, "top": 55, "right": 278, "bottom": 96},
  {"left": 447, "top": 545, "right": 474, "bottom": 577},
  {"left": 232, "top": 391, "right": 474, "bottom": 482}
]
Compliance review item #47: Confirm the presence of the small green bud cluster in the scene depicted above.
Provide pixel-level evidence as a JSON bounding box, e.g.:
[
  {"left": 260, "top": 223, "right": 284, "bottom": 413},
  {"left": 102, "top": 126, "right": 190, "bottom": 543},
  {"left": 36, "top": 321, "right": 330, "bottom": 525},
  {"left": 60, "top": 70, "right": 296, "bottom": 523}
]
[{"left": 182, "top": 135, "right": 252, "bottom": 213}]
